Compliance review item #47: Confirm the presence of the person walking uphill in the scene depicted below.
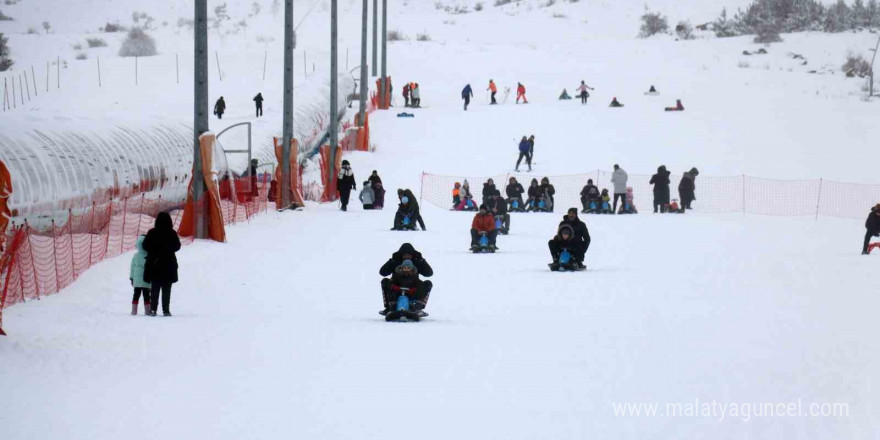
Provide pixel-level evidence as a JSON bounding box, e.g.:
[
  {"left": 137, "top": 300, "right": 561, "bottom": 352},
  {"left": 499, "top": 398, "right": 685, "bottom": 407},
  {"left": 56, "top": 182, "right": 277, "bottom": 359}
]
[
  {"left": 214, "top": 96, "right": 226, "bottom": 119},
  {"left": 516, "top": 82, "right": 528, "bottom": 104},
  {"left": 649, "top": 165, "right": 671, "bottom": 213},
  {"left": 337, "top": 160, "right": 356, "bottom": 211},
  {"left": 253, "top": 93, "right": 264, "bottom": 117},
  {"left": 487, "top": 79, "right": 498, "bottom": 105},
  {"left": 515, "top": 136, "right": 532, "bottom": 172},
  {"left": 461, "top": 84, "right": 473, "bottom": 111},
  {"left": 611, "top": 164, "right": 628, "bottom": 212},
  {"left": 142, "top": 212, "right": 181, "bottom": 317},
  {"left": 863, "top": 204, "right": 880, "bottom": 254},
  {"left": 129, "top": 235, "right": 151, "bottom": 315}
]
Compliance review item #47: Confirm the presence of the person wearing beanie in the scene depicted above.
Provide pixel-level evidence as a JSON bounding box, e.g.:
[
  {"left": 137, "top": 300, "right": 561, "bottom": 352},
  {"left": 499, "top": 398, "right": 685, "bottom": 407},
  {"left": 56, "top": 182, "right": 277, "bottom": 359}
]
[
  {"left": 337, "top": 160, "right": 356, "bottom": 211},
  {"left": 579, "top": 179, "right": 600, "bottom": 213},
  {"left": 379, "top": 243, "right": 434, "bottom": 315},
  {"left": 470, "top": 204, "right": 498, "bottom": 252},
  {"left": 359, "top": 180, "right": 375, "bottom": 210},
  {"left": 551, "top": 208, "right": 590, "bottom": 269},
  {"left": 863, "top": 204, "right": 880, "bottom": 254},
  {"left": 678, "top": 167, "right": 699, "bottom": 212}
]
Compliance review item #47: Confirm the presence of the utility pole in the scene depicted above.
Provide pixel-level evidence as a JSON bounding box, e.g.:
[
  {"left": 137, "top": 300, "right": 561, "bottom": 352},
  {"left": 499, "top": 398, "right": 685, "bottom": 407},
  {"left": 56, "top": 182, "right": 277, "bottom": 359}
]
[
  {"left": 870, "top": 33, "right": 880, "bottom": 97},
  {"left": 282, "top": 0, "right": 295, "bottom": 208},
  {"left": 358, "top": 0, "right": 368, "bottom": 124},
  {"left": 380, "top": 0, "right": 387, "bottom": 108},
  {"left": 193, "top": 0, "right": 208, "bottom": 238},
  {"left": 372, "top": 0, "right": 378, "bottom": 77},
  {"left": 329, "top": 0, "right": 339, "bottom": 185}
]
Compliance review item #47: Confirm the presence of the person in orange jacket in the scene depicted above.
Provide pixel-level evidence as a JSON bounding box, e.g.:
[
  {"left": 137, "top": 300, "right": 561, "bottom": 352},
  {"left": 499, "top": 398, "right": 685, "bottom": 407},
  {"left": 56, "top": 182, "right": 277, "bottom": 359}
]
[
  {"left": 470, "top": 204, "right": 498, "bottom": 251},
  {"left": 487, "top": 79, "right": 498, "bottom": 105},
  {"left": 516, "top": 82, "right": 528, "bottom": 104}
]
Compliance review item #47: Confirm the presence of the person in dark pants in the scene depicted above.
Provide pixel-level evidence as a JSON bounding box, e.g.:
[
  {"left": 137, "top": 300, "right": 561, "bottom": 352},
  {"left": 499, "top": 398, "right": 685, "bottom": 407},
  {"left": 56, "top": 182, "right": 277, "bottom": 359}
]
[
  {"left": 548, "top": 225, "right": 584, "bottom": 270},
  {"left": 611, "top": 164, "right": 628, "bottom": 213},
  {"left": 462, "top": 84, "right": 473, "bottom": 111},
  {"left": 487, "top": 80, "right": 498, "bottom": 105},
  {"left": 143, "top": 212, "right": 181, "bottom": 317},
  {"left": 253, "top": 93, "right": 264, "bottom": 117},
  {"left": 337, "top": 160, "right": 356, "bottom": 211},
  {"left": 553, "top": 207, "right": 590, "bottom": 268},
  {"left": 379, "top": 243, "right": 433, "bottom": 314},
  {"left": 515, "top": 136, "right": 531, "bottom": 172},
  {"left": 506, "top": 177, "right": 525, "bottom": 211},
  {"left": 470, "top": 204, "right": 498, "bottom": 251},
  {"left": 863, "top": 204, "right": 880, "bottom": 254},
  {"left": 397, "top": 188, "right": 426, "bottom": 230},
  {"left": 649, "top": 165, "right": 671, "bottom": 213},
  {"left": 214, "top": 97, "right": 226, "bottom": 119},
  {"left": 129, "top": 235, "right": 151, "bottom": 315},
  {"left": 678, "top": 167, "right": 699, "bottom": 212}
]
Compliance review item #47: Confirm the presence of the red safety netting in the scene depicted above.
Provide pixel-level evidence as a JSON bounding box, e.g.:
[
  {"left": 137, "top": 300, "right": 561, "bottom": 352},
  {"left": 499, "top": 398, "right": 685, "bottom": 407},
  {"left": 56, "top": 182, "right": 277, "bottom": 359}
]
[
  {"left": 420, "top": 171, "right": 880, "bottom": 219},
  {"left": 0, "top": 176, "right": 271, "bottom": 334}
]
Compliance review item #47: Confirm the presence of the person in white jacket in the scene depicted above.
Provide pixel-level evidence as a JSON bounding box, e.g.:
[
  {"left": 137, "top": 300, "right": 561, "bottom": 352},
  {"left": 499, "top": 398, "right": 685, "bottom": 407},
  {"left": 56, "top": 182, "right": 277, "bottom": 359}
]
[{"left": 611, "top": 164, "right": 628, "bottom": 213}]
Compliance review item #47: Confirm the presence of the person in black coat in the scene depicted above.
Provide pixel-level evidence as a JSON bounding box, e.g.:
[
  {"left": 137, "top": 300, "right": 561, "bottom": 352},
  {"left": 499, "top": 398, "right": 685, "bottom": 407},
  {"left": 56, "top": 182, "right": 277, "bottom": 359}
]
[
  {"left": 549, "top": 209, "right": 590, "bottom": 269},
  {"left": 580, "top": 179, "right": 600, "bottom": 213},
  {"left": 678, "top": 167, "right": 699, "bottom": 212},
  {"left": 253, "top": 93, "right": 264, "bottom": 117},
  {"left": 649, "top": 165, "right": 671, "bottom": 213},
  {"left": 214, "top": 97, "right": 226, "bottom": 119},
  {"left": 482, "top": 178, "right": 497, "bottom": 207},
  {"left": 863, "top": 204, "right": 880, "bottom": 254},
  {"left": 143, "top": 212, "right": 181, "bottom": 317},
  {"left": 538, "top": 177, "right": 556, "bottom": 212},
  {"left": 379, "top": 243, "right": 433, "bottom": 314},
  {"left": 397, "top": 188, "right": 426, "bottom": 230},
  {"left": 506, "top": 177, "right": 525, "bottom": 211},
  {"left": 491, "top": 192, "right": 511, "bottom": 234},
  {"left": 337, "top": 160, "right": 356, "bottom": 211}
]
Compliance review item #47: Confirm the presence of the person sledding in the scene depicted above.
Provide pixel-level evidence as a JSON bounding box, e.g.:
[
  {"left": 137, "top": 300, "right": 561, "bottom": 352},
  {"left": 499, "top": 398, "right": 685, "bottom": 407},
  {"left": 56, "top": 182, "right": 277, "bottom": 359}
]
[
  {"left": 576, "top": 80, "right": 594, "bottom": 105},
  {"left": 379, "top": 243, "right": 433, "bottom": 318},
  {"left": 392, "top": 195, "right": 418, "bottom": 230},
  {"left": 482, "top": 178, "right": 498, "bottom": 207},
  {"left": 470, "top": 204, "right": 498, "bottom": 253},
  {"left": 548, "top": 208, "right": 590, "bottom": 271},
  {"left": 559, "top": 89, "right": 572, "bottom": 100},
  {"left": 863, "top": 204, "right": 880, "bottom": 254},
  {"left": 609, "top": 97, "right": 624, "bottom": 108},
  {"left": 580, "top": 179, "right": 601, "bottom": 213},
  {"left": 537, "top": 177, "right": 556, "bottom": 212},
  {"left": 506, "top": 177, "right": 525, "bottom": 212},
  {"left": 397, "top": 188, "right": 426, "bottom": 230},
  {"left": 645, "top": 85, "right": 659, "bottom": 95},
  {"left": 664, "top": 99, "right": 684, "bottom": 112},
  {"left": 525, "top": 178, "right": 540, "bottom": 212},
  {"left": 490, "top": 192, "right": 511, "bottom": 235},
  {"left": 599, "top": 189, "right": 613, "bottom": 214},
  {"left": 618, "top": 187, "right": 638, "bottom": 214}
]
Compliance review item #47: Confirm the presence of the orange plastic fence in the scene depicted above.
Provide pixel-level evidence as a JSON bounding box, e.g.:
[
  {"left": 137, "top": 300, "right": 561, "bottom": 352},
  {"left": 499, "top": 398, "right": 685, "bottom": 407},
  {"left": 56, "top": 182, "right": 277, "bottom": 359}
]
[{"left": 0, "top": 177, "right": 270, "bottom": 335}]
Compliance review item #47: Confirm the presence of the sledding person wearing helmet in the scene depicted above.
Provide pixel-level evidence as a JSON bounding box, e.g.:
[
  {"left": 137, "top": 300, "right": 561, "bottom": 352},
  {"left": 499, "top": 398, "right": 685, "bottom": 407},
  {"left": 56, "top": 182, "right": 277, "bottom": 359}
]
[
  {"left": 379, "top": 243, "right": 433, "bottom": 315},
  {"left": 549, "top": 208, "right": 590, "bottom": 270},
  {"left": 470, "top": 204, "right": 498, "bottom": 252},
  {"left": 392, "top": 195, "right": 418, "bottom": 230}
]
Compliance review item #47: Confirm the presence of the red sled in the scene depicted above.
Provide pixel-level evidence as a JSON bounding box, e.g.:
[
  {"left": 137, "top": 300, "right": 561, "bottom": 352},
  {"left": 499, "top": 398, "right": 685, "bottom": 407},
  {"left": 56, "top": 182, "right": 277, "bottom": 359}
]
[{"left": 868, "top": 243, "right": 880, "bottom": 254}]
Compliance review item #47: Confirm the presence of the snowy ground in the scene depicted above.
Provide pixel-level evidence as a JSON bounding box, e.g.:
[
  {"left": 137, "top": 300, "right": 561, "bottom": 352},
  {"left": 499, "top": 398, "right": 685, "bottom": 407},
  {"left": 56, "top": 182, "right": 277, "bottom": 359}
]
[{"left": 2, "top": 0, "right": 880, "bottom": 439}]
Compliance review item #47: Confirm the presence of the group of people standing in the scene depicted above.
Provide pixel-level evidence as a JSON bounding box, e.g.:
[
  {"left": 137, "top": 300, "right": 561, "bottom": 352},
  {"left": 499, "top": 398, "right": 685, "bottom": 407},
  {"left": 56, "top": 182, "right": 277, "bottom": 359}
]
[
  {"left": 649, "top": 166, "right": 700, "bottom": 213},
  {"left": 402, "top": 82, "right": 422, "bottom": 108},
  {"left": 128, "top": 212, "right": 181, "bottom": 317}
]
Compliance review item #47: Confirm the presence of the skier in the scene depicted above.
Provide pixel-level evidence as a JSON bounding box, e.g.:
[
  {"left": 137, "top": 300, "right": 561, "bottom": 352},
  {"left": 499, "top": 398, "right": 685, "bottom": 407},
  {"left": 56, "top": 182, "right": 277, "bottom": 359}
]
[
  {"left": 505, "top": 177, "right": 525, "bottom": 211},
  {"left": 559, "top": 89, "right": 572, "bottom": 100},
  {"left": 609, "top": 97, "right": 624, "bottom": 107},
  {"left": 515, "top": 136, "right": 532, "bottom": 172},
  {"left": 516, "top": 82, "right": 528, "bottom": 104},
  {"left": 392, "top": 196, "right": 418, "bottom": 230},
  {"left": 664, "top": 99, "right": 685, "bottom": 112},
  {"left": 678, "top": 167, "right": 699, "bottom": 212},
  {"left": 548, "top": 208, "right": 590, "bottom": 270},
  {"left": 481, "top": 178, "right": 497, "bottom": 207},
  {"left": 142, "top": 212, "right": 181, "bottom": 317},
  {"left": 649, "top": 165, "right": 671, "bottom": 213},
  {"left": 359, "top": 180, "right": 375, "bottom": 210},
  {"left": 411, "top": 83, "right": 421, "bottom": 108},
  {"left": 337, "top": 160, "right": 356, "bottom": 211},
  {"left": 403, "top": 83, "right": 411, "bottom": 107},
  {"left": 397, "top": 188, "right": 426, "bottom": 230},
  {"left": 461, "top": 84, "right": 473, "bottom": 110},
  {"left": 253, "top": 92, "right": 264, "bottom": 117},
  {"left": 538, "top": 177, "right": 556, "bottom": 212},
  {"left": 213, "top": 96, "right": 226, "bottom": 119},
  {"left": 129, "top": 235, "right": 151, "bottom": 315},
  {"left": 379, "top": 243, "right": 433, "bottom": 316},
  {"left": 487, "top": 79, "right": 498, "bottom": 105},
  {"left": 611, "top": 164, "right": 628, "bottom": 213},
  {"left": 863, "top": 204, "right": 880, "bottom": 254},
  {"left": 580, "top": 179, "right": 600, "bottom": 213},
  {"left": 470, "top": 204, "right": 498, "bottom": 252},
  {"left": 576, "top": 80, "right": 594, "bottom": 105}
]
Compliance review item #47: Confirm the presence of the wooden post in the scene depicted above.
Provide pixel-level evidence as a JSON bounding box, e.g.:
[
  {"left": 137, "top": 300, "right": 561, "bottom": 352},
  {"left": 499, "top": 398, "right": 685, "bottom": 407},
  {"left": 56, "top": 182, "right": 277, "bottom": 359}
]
[
  {"left": 262, "top": 51, "right": 267, "bottom": 81},
  {"left": 215, "top": 51, "right": 222, "bottom": 81},
  {"left": 18, "top": 74, "right": 24, "bottom": 105},
  {"left": 11, "top": 75, "right": 16, "bottom": 109},
  {"left": 31, "top": 65, "right": 37, "bottom": 96},
  {"left": 23, "top": 72, "right": 29, "bottom": 102}
]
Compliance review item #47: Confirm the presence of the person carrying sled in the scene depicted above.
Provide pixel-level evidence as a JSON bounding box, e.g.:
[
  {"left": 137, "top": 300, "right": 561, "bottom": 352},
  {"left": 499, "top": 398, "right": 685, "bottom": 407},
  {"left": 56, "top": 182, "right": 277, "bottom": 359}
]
[
  {"left": 576, "top": 80, "right": 594, "bottom": 105},
  {"left": 548, "top": 208, "right": 590, "bottom": 270},
  {"left": 515, "top": 136, "right": 532, "bottom": 172},
  {"left": 609, "top": 97, "right": 624, "bottom": 107},
  {"left": 337, "top": 160, "right": 356, "bottom": 211},
  {"left": 650, "top": 165, "right": 671, "bottom": 213},
  {"left": 664, "top": 99, "right": 684, "bottom": 112},
  {"left": 392, "top": 195, "right": 418, "bottom": 230},
  {"left": 516, "top": 82, "right": 528, "bottom": 104},
  {"left": 214, "top": 96, "right": 226, "bottom": 119},
  {"left": 397, "top": 188, "right": 426, "bottom": 230},
  {"left": 506, "top": 177, "right": 525, "bottom": 211},
  {"left": 462, "top": 84, "right": 473, "bottom": 111},
  {"left": 253, "top": 92, "right": 264, "bottom": 117},
  {"left": 487, "top": 79, "right": 498, "bottom": 105},
  {"left": 470, "top": 204, "right": 498, "bottom": 252},
  {"left": 863, "top": 204, "right": 880, "bottom": 254},
  {"left": 580, "top": 179, "right": 601, "bottom": 213},
  {"left": 403, "top": 83, "right": 411, "bottom": 107},
  {"left": 678, "top": 167, "right": 699, "bottom": 212},
  {"left": 379, "top": 243, "right": 433, "bottom": 315}
]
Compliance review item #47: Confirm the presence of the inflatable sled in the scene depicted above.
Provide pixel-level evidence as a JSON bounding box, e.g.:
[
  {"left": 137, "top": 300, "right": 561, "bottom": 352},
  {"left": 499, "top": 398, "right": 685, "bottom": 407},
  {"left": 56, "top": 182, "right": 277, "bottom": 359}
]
[{"left": 385, "top": 288, "right": 426, "bottom": 322}]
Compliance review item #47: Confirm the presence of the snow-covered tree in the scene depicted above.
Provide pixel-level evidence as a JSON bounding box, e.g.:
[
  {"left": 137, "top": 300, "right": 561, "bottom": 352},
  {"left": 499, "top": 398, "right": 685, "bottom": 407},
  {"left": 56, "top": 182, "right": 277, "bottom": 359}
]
[
  {"left": 824, "top": 0, "right": 853, "bottom": 32},
  {"left": 714, "top": 8, "right": 739, "bottom": 37},
  {"left": 0, "top": 32, "right": 13, "bottom": 72}
]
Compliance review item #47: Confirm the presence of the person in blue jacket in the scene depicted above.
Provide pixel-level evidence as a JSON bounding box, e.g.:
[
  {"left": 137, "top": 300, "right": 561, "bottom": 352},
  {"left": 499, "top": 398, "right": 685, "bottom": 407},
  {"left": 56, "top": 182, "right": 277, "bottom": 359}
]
[
  {"left": 462, "top": 84, "right": 474, "bottom": 111},
  {"left": 515, "top": 136, "right": 532, "bottom": 172}
]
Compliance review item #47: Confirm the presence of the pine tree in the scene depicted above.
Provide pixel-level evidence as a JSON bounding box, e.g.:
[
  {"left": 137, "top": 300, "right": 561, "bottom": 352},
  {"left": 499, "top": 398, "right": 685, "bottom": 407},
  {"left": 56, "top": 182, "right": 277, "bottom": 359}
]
[
  {"left": 0, "top": 33, "right": 12, "bottom": 72},
  {"left": 714, "top": 8, "right": 739, "bottom": 37},
  {"left": 868, "top": 0, "right": 880, "bottom": 27},
  {"left": 824, "top": 0, "right": 853, "bottom": 32},
  {"left": 853, "top": 0, "right": 870, "bottom": 27}
]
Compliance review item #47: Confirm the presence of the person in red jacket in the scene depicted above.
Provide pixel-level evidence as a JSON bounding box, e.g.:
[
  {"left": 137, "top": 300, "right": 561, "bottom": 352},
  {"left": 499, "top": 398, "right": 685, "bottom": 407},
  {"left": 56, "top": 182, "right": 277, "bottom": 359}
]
[
  {"left": 516, "top": 82, "right": 528, "bottom": 104},
  {"left": 470, "top": 204, "right": 497, "bottom": 252}
]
